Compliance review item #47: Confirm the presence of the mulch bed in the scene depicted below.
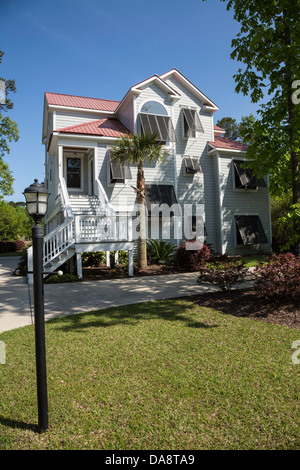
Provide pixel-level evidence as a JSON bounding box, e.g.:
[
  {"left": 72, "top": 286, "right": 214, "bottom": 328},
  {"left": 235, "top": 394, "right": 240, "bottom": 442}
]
[
  {"left": 82, "top": 265, "right": 300, "bottom": 330},
  {"left": 188, "top": 288, "right": 300, "bottom": 330},
  {"left": 82, "top": 264, "right": 179, "bottom": 280}
]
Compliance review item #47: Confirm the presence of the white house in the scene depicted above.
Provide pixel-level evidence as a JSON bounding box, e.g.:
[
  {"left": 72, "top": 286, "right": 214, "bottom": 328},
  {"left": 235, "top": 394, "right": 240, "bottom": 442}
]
[{"left": 40, "top": 68, "right": 272, "bottom": 279}]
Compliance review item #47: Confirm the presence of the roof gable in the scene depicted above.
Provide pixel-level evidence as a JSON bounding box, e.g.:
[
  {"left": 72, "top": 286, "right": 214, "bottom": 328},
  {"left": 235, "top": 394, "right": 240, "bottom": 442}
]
[
  {"left": 160, "top": 68, "right": 218, "bottom": 112},
  {"left": 130, "top": 74, "right": 181, "bottom": 101}
]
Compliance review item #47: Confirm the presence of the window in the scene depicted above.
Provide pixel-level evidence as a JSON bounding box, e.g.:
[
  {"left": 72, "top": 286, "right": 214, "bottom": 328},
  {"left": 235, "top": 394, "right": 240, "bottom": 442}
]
[
  {"left": 235, "top": 215, "right": 268, "bottom": 245},
  {"left": 145, "top": 184, "right": 180, "bottom": 216},
  {"left": 138, "top": 101, "right": 176, "bottom": 144},
  {"left": 183, "top": 156, "right": 202, "bottom": 174},
  {"left": 233, "top": 160, "right": 266, "bottom": 190},
  {"left": 109, "top": 153, "right": 132, "bottom": 184},
  {"left": 141, "top": 101, "right": 168, "bottom": 116},
  {"left": 182, "top": 107, "right": 204, "bottom": 138},
  {"left": 66, "top": 157, "right": 81, "bottom": 189}
]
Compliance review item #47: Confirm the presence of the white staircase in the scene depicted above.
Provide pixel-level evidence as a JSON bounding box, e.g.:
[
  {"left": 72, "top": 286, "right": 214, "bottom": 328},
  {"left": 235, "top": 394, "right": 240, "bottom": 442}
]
[
  {"left": 69, "top": 195, "right": 105, "bottom": 216},
  {"left": 27, "top": 213, "right": 134, "bottom": 284}
]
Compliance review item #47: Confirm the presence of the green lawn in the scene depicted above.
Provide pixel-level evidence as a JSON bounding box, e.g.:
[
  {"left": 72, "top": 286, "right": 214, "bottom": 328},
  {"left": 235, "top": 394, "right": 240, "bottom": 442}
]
[{"left": 0, "top": 298, "right": 299, "bottom": 450}]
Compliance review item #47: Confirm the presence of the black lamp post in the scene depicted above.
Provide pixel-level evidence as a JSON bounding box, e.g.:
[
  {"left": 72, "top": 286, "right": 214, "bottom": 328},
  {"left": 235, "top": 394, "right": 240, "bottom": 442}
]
[{"left": 23, "top": 179, "right": 50, "bottom": 433}]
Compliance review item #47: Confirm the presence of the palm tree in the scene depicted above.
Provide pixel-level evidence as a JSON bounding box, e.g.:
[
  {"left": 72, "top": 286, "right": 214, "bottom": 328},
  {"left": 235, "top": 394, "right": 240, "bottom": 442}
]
[{"left": 112, "top": 133, "right": 165, "bottom": 269}]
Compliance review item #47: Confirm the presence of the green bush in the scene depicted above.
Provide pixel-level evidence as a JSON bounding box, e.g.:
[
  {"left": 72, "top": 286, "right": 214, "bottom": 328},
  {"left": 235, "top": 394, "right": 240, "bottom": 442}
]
[
  {"left": 147, "top": 239, "right": 176, "bottom": 265},
  {"left": 82, "top": 251, "right": 106, "bottom": 267},
  {"left": 45, "top": 273, "right": 79, "bottom": 283}
]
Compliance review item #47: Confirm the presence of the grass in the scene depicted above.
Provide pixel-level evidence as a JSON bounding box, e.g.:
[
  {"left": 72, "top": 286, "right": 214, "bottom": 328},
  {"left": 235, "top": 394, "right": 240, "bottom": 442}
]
[
  {"left": 241, "top": 255, "right": 268, "bottom": 268},
  {"left": 0, "top": 298, "right": 299, "bottom": 450}
]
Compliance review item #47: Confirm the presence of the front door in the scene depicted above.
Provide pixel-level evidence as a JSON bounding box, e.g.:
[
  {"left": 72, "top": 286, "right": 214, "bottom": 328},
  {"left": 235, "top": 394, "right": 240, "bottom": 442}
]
[{"left": 65, "top": 153, "right": 84, "bottom": 192}]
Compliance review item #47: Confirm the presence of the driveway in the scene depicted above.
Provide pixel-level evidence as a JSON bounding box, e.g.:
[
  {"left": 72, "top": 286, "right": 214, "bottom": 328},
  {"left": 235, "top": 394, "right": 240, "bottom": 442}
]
[{"left": 0, "top": 256, "right": 217, "bottom": 333}]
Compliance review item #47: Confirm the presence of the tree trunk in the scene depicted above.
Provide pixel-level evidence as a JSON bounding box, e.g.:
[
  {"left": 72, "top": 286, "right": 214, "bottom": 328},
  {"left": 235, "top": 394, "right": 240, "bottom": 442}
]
[
  {"left": 284, "top": 13, "right": 300, "bottom": 254},
  {"left": 136, "top": 161, "right": 147, "bottom": 269}
]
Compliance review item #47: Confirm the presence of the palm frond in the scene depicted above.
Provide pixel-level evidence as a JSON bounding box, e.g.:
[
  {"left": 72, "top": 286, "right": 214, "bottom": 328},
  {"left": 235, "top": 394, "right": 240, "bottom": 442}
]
[{"left": 112, "top": 133, "right": 166, "bottom": 165}]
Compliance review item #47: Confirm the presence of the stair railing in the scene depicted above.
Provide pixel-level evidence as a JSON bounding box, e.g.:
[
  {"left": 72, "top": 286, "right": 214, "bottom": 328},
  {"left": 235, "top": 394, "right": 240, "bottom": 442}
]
[
  {"left": 43, "top": 218, "right": 76, "bottom": 265},
  {"left": 58, "top": 177, "right": 73, "bottom": 218},
  {"left": 95, "top": 177, "right": 115, "bottom": 216}
]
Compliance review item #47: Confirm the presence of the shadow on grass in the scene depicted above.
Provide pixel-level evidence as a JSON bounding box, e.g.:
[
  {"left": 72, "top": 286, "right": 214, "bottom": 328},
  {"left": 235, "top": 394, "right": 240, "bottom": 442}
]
[
  {"left": 50, "top": 298, "right": 219, "bottom": 333},
  {"left": 0, "top": 415, "right": 37, "bottom": 432}
]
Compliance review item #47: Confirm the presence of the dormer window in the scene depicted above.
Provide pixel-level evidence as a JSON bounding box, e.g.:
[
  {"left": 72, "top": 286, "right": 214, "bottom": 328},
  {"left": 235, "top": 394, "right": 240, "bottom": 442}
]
[
  {"left": 181, "top": 107, "right": 204, "bottom": 139},
  {"left": 138, "top": 100, "right": 176, "bottom": 145}
]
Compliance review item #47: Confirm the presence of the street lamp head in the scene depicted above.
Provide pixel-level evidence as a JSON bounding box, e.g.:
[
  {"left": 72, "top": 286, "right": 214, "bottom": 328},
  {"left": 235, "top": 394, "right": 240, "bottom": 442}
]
[{"left": 23, "top": 179, "right": 50, "bottom": 221}]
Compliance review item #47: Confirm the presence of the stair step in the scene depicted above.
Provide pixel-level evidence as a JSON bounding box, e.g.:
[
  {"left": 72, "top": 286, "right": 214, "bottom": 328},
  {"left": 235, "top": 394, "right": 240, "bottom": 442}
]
[{"left": 69, "top": 195, "right": 103, "bottom": 215}]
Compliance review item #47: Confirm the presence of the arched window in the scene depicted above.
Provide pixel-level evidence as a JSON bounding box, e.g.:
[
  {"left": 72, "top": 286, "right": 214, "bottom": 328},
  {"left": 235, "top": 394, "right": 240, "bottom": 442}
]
[
  {"left": 138, "top": 101, "right": 176, "bottom": 144},
  {"left": 141, "top": 101, "right": 168, "bottom": 116}
]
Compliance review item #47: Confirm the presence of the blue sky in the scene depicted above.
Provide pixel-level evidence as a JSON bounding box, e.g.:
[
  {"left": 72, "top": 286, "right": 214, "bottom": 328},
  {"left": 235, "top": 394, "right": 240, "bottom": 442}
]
[{"left": 1, "top": 0, "right": 261, "bottom": 202}]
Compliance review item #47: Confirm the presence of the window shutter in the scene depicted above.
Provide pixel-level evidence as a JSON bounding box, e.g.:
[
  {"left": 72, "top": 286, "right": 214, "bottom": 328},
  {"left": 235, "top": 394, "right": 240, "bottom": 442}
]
[
  {"left": 138, "top": 114, "right": 176, "bottom": 142},
  {"left": 233, "top": 160, "right": 266, "bottom": 189},
  {"left": 183, "top": 156, "right": 201, "bottom": 173},
  {"left": 182, "top": 108, "right": 204, "bottom": 134},
  {"left": 235, "top": 215, "right": 268, "bottom": 245}
]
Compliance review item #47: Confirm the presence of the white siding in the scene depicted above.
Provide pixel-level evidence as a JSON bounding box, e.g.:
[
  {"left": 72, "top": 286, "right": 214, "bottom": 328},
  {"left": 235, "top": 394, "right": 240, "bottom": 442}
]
[
  {"left": 163, "top": 76, "right": 218, "bottom": 249},
  {"left": 117, "top": 97, "right": 134, "bottom": 133},
  {"left": 218, "top": 154, "right": 272, "bottom": 254},
  {"left": 55, "top": 110, "right": 113, "bottom": 130}
]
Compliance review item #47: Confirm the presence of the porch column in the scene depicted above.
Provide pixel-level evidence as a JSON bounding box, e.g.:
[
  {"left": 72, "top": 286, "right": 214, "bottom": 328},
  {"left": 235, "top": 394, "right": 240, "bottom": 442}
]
[
  {"left": 58, "top": 145, "right": 63, "bottom": 179},
  {"left": 76, "top": 253, "right": 82, "bottom": 279},
  {"left": 128, "top": 250, "right": 133, "bottom": 277},
  {"left": 93, "top": 147, "right": 97, "bottom": 195}
]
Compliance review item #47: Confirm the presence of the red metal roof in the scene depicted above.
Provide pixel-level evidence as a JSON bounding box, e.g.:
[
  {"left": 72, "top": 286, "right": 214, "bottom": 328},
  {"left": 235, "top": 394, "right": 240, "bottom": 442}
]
[
  {"left": 214, "top": 125, "right": 225, "bottom": 132},
  {"left": 55, "top": 118, "right": 130, "bottom": 138},
  {"left": 45, "top": 92, "right": 120, "bottom": 112},
  {"left": 208, "top": 135, "right": 248, "bottom": 151}
]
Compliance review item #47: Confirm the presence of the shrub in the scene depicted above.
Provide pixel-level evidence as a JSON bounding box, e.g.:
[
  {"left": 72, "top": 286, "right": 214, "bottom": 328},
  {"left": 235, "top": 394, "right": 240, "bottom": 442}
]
[
  {"left": 175, "top": 242, "right": 210, "bottom": 272},
  {"left": 254, "top": 253, "right": 300, "bottom": 300},
  {"left": 147, "top": 239, "right": 176, "bottom": 265},
  {"left": 197, "top": 256, "right": 248, "bottom": 291},
  {"left": 0, "top": 240, "right": 25, "bottom": 253},
  {"left": 14, "top": 240, "right": 25, "bottom": 251},
  {"left": 45, "top": 273, "right": 79, "bottom": 284},
  {"left": 82, "top": 251, "right": 106, "bottom": 267}
]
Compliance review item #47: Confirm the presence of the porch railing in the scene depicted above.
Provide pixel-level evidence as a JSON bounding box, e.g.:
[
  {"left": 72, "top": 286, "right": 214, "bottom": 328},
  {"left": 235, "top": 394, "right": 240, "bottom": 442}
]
[
  {"left": 75, "top": 215, "right": 132, "bottom": 243},
  {"left": 44, "top": 218, "right": 76, "bottom": 264},
  {"left": 27, "top": 214, "right": 133, "bottom": 283}
]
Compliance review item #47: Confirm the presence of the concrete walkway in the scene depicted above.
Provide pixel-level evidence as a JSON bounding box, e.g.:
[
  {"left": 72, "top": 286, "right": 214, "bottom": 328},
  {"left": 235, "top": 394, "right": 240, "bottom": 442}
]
[{"left": 0, "top": 256, "right": 219, "bottom": 333}]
